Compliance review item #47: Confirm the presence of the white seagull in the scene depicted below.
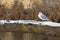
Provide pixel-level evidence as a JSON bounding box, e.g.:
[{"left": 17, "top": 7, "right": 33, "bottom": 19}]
[{"left": 38, "top": 11, "right": 49, "bottom": 20}]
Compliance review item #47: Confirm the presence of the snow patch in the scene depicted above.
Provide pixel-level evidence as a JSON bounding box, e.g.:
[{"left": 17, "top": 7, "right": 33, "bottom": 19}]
[{"left": 0, "top": 20, "right": 60, "bottom": 27}]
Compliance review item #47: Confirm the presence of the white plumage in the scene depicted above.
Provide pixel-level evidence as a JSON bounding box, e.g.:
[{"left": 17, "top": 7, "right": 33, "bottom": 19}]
[{"left": 38, "top": 12, "right": 49, "bottom": 20}]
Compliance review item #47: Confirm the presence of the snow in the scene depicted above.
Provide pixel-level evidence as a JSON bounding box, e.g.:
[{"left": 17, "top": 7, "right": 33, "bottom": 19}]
[
  {"left": 41, "top": 21, "right": 60, "bottom": 27},
  {"left": 0, "top": 20, "right": 60, "bottom": 27}
]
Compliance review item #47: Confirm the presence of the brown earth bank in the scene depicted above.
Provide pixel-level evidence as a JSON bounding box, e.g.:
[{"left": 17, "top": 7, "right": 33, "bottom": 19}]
[
  {"left": 0, "top": 27, "right": 60, "bottom": 40},
  {"left": 0, "top": 32, "right": 60, "bottom": 40},
  {"left": 0, "top": 24, "right": 60, "bottom": 40}
]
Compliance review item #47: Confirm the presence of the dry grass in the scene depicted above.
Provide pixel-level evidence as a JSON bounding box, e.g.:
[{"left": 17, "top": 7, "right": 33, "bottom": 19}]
[
  {"left": 40, "top": 0, "right": 60, "bottom": 22},
  {"left": 11, "top": 1, "right": 24, "bottom": 20},
  {"left": 0, "top": 0, "right": 25, "bottom": 20},
  {"left": 1, "top": 0, "right": 60, "bottom": 22},
  {"left": 0, "top": 4, "right": 7, "bottom": 20},
  {"left": 0, "top": 0, "right": 41, "bottom": 20}
]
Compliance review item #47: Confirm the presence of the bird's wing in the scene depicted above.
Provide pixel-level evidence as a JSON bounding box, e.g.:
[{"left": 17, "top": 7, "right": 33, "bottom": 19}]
[{"left": 38, "top": 12, "right": 49, "bottom": 20}]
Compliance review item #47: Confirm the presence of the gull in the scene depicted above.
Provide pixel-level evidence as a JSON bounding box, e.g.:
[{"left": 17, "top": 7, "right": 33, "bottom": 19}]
[{"left": 38, "top": 11, "right": 49, "bottom": 20}]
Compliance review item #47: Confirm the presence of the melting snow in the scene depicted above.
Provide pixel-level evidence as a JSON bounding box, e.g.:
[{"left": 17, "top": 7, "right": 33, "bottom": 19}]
[
  {"left": 41, "top": 21, "right": 60, "bottom": 27},
  {"left": 0, "top": 20, "right": 60, "bottom": 27}
]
